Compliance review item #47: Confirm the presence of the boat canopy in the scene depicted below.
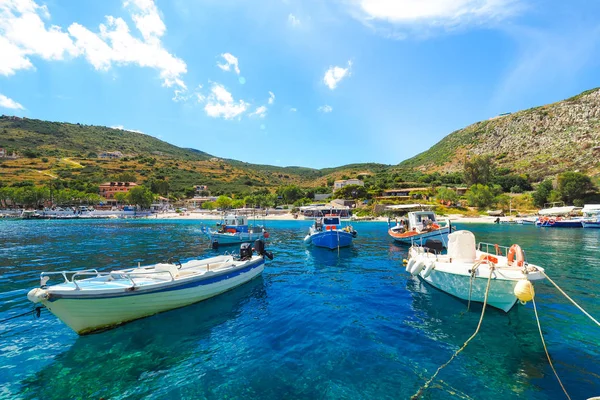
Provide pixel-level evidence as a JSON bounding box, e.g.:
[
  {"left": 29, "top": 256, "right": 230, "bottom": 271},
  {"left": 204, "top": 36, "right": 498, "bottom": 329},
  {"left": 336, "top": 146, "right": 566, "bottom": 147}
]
[
  {"left": 386, "top": 203, "right": 432, "bottom": 211},
  {"left": 582, "top": 204, "right": 600, "bottom": 215},
  {"left": 538, "top": 206, "right": 582, "bottom": 216}
]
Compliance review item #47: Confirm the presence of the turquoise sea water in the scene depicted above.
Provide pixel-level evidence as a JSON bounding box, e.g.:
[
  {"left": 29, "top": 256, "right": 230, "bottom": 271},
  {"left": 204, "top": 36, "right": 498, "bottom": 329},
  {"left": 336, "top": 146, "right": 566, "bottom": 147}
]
[{"left": 0, "top": 219, "right": 598, "bottom": 399}]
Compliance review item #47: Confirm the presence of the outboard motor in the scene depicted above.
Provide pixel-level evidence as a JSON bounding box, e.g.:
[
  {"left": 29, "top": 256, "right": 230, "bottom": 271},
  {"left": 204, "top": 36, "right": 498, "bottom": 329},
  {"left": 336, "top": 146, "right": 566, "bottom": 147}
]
[
  {"left": 424, "top": 239, "right": 444, "bottom": 254},
  {"left": 240, "top": 243, "right": 253, "bottom": 260},
  {"left": 253, "top": 239, "right": 274, "bottom": 260}
]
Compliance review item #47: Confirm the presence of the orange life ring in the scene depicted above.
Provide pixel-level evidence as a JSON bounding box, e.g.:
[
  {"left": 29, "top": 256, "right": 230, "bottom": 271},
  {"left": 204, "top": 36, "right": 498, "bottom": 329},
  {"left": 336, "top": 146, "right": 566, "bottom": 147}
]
[
  {"left": 432, "top": 223, "right": 440, "bottom": 229},
  {"left": 479, "top": 254, "right": 499, "bottom": 264},
  {"left": 548, "top": 219, "right": 555, "bottom": 225},
  {"left": 227, "top": 228, "right": 236, "bottom": 233},
  {"left": 507, "top": 244, "right": 525, "bottom": 267}
]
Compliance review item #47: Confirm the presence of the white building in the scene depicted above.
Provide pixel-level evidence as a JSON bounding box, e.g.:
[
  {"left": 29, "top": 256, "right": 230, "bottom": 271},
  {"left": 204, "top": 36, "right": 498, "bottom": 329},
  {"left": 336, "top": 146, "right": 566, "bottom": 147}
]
[{"left": 333, "top": 179, "right": 364, "bottom": 191}]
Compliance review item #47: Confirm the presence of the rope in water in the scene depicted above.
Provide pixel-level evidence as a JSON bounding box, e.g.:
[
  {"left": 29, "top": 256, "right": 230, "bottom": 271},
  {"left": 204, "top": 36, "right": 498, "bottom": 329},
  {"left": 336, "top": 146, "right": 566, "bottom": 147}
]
[
  {"left": 411, "top": 265, "right": 495, "bottom": 400},
  {"left": 541, "top": 271, "right": 600, "bottom": 327},
  {"left": 0, "top": 306, "right": 43, "bottom": 324},
  {"left": 465, "top": 261, "right": 483, "bottom": 313},
  {"left": 531, "top": 295, "right": 571, "bottom": 399}
]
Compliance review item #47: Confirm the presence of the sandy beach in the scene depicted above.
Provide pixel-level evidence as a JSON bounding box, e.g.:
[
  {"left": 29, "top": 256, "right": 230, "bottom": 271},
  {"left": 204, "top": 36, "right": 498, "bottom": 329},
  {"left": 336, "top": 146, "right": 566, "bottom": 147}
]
[{"left": 148, "top": 211, "right": 500, "bottom": 224}]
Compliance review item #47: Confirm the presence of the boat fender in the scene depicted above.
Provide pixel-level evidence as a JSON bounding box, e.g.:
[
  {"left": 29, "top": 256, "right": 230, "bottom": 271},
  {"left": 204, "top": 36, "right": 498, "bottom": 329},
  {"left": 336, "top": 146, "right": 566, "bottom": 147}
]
[
  {"left": 263, "top": 231, "right": 270, "bottom": 239},
  {"left": 27, "top": 288, "right": 48, "bottom": 304},
  {"left": 514, "top": 280, "right": 535, "bottom": 303},
  {"left": 406, "top": 258, "right": 416, "bottom": 272},
  {"left": 410, "top": 258, "right": 426, "bottom": 276},
  {"left": 422, "top": 260, "right": 436, "bottom": 278}
]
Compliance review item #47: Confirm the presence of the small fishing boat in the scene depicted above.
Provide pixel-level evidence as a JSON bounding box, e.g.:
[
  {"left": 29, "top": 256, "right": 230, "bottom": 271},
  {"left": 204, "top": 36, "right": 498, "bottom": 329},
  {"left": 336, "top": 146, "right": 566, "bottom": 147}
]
[
  {"left": 303, "top": 214, "right": 357, "bottom": 250},
  {"left": 387, "top": 207, "right": 452, "bottom": 246},
  {"left": 203, "top": 214, "right": 269, "bottom": 247},
  {"left": 535, "top": 216, "right": 583, "bottom": 228},
  {"left": 582, "top": 204, "right": 600, "bottom": 229},
  {"left": 27, "top": 240, "right": 273, "bottom": 335},
  {"left": 406, "top": 230, "right": 545, "bottom": 312}
]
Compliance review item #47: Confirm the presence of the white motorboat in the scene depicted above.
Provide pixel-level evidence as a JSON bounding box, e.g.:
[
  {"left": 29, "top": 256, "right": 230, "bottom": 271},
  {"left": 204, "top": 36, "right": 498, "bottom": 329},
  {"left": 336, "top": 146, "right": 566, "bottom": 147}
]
[
  {"left": 203, "top": 214, "right": 269, "bottom": 247},
  {"left": 406, "top": 230, "right": 545, "bottom": 312},
  {"left": 387, "top": 206, "right": 453, "bottom": 246},
  {"left": 27, "top": 241, "right": 273, "bottom": 335},
  {"left": 582, "top": 204, "right": 600, "bottom": 229}
]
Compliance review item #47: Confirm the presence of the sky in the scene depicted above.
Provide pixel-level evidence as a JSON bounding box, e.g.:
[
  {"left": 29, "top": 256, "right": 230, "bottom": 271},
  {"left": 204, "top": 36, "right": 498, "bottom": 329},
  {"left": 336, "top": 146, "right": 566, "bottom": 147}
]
[{"left": 1, "top": 0, "right": 600, "bottom": 169}]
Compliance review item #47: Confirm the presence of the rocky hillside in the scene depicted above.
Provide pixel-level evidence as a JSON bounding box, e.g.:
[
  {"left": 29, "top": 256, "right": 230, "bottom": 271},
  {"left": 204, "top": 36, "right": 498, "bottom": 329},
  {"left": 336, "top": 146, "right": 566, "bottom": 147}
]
[{"left": 399, "top": 88, "right": 600, "bottom": 180}]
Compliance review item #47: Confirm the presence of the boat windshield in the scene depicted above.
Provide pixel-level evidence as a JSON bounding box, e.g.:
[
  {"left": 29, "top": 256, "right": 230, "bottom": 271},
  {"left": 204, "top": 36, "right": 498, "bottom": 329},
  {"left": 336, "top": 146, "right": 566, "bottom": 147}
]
[{"left": 323, "top": 217, "right": 340, "bottom": 225}]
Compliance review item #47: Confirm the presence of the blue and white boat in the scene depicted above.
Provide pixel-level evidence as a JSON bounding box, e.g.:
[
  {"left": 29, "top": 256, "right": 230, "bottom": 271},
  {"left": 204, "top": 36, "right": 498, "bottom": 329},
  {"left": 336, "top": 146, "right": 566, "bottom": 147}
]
[
  {"left": 535, "top": 203, "right": 583, "bottom": 228},
  {"left": 27, "top": 241, "right": 273, "bottom": 335},
  {"left": 303, "top": 214, "right": 357, "bottom": 250},
  {"left": 582, "top": 204, "right": 600, "bottom": 229},
  {"left": 204, "top": 214, "right": 269, "bottom": 247}
]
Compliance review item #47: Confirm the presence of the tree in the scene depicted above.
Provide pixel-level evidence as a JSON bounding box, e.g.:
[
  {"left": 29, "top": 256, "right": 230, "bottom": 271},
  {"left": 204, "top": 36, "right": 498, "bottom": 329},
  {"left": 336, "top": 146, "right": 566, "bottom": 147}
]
[
  {"left": 333, "top": 184, "right": 367, "bottom": 199},
  {"left": 463, "top": 155, "right": 495, "bottom": 186},
  {"left": 436, "top": 187, "right": 458, "bottom": 203},
  {"left": 215, "top": 195, "right": 233, "bottom": 209},
  {"left": 114, "top": 192, "right": 128, "bottom": 205},
  {"left": 466, "top": 184, "right": 496, "bottom": 208},
  {"left": 113, "top": 172, "right": 137, "bottom": 182},
  {"left": 557, "top": 171, "right": 596, "bottom": 205},
  {"left": 126, "top": 186, "right": 154, "bottom": 209},
  {"left": 202, "top": 201, "right": 215, "bottom": 210},
  {"left": 231, "top": 199, "right": 245, "bottom": 209},
  {"left": 532, "top": 180, "right": 553, "bottom": 208},
  {"left": 277, "top": 185, "right": 305, "bottom": 204}
]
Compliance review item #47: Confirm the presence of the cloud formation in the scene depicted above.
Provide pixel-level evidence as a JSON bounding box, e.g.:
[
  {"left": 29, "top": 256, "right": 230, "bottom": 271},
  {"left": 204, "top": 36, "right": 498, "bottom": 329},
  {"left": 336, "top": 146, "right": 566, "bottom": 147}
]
[
  {"left": 250, "top": 105, "right": 267, "bottom": 118},
  {"left": 204, "top": 83, "right": 249, "bottom": 119},
  {"left": 268, "top": 91, "right": 275, "bottom": 104},
  {"left": 217, "top": 53, "right": 240, "bottom": 75},
  {"left": 318, "top": 105, "right": 333, "bottom": 113},
  {"left": 288, "top": 13, "right": 301, "bottom": 27},
  {"left": 350, "top": 0, "right": 521, "bottom": 36},
  {"left": 0, "top": 0, "right": 187, "bottom": 88},
  {"left": 323, "top": 61, "right": 352, "bottom": 90},
  {"left": 0, "top": 94, "right": 24, "bottom": 110}
]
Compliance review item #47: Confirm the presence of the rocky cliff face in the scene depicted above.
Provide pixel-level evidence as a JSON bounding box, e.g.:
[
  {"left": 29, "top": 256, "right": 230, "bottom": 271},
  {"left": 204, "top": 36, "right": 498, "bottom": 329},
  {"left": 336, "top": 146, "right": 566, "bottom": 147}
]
[{"left": 400, "top": 88, "right": 600, "bottom": 180}]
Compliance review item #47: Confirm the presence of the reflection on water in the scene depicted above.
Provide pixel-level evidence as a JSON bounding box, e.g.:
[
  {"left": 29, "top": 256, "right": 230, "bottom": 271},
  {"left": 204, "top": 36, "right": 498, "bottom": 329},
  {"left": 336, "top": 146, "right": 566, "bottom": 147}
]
[{"left": 0, "top": 220, "right": 598, "bottom": 399}]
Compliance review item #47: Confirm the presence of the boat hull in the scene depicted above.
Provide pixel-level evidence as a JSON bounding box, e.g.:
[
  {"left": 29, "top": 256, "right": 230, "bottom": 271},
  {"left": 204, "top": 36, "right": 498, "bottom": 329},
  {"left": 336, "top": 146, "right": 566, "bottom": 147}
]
[
  {"left": 40, "top": 260, "right": 264, "bottom": 334},
  {"left": 582, "top": 220, "right": 600, "bottom": 228},
  {"left": 306, "top": 230, "right": 354, "bottom": 250},
  {"left": 207, "top": 231, "right": 266, "bottom": 245},
  {"left": 390, "top": 227, "right": 450, "bottom": 246},
  {"left": 420, "top": 269, "right": 519, "bottom": 312},
  {"left": 536, "top": 220, "right": 583, "bottom": 228}
]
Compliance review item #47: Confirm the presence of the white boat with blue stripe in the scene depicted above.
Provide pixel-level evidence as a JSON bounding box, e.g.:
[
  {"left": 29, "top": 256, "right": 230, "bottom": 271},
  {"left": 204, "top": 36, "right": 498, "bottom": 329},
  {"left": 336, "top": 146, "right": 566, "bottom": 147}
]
[
  {"left": 27, "top": 241, "right": 273, "bottom": 335},
  {"left": 203, "top": 214, "right": 269, "bottom": 247},
  {"left": 303, "top": 214, "right": 357, "bottom": 250}
]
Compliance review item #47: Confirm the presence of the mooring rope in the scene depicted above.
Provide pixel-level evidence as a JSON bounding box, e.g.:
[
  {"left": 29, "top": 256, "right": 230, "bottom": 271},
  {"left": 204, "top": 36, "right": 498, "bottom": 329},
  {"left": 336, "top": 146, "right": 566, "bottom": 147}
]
[
  {"left": 465, "top": 261, "right": 483, "bottom": 313},
  {"left": 531, "top": 295, "right": 571, "bottom": 399},
  {"left": 411, "top": 265, "right": 495, "bottom": 400},
  {"left": 541, "top": 271, "right": 600, "bottom": 327},
  {"left": 0, "top": 306, "right": 43, "bottom": 324}
]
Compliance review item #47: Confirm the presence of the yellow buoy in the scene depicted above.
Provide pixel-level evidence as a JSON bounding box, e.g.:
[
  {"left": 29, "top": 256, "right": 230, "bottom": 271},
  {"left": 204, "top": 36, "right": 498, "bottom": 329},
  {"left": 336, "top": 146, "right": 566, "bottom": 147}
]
[
  {"left": 514, "top": 280, "right": 535, "bottom": 302},
  {"left": 402, "top": 259, "right": 408, "bottom": 265}
]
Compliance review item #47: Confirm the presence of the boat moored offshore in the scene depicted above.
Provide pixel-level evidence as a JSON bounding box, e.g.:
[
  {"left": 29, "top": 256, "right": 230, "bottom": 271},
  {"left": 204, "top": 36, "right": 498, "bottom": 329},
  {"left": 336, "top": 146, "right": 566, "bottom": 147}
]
[
  {"left": 387, "top": 205, "right": 453, "bottom": 246},
  {"left": 304, "top": 214, "right": 357, "bottom": 250},
  {"left": 203, "top": 214, "right": 269, "bottom": 247},
  {"left": 406, "top": 230, "right": 545, "bottom": 312},
  {"left": 27, "top": 240, "right": 273, "bottom": 335}
]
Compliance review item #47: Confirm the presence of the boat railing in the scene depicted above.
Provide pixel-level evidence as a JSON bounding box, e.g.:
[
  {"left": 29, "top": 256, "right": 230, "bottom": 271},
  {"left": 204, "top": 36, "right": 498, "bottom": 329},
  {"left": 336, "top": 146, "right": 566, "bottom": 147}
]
[
  {"left": 477, "top": 242, "right": 512, "bottom": 258},
  {"left": 40, "top": 269, "right": 100, "bottom": 286}
]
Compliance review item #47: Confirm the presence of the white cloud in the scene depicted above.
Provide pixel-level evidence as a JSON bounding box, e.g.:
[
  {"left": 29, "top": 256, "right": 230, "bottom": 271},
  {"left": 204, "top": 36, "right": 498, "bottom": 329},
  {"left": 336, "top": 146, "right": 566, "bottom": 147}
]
[
  {"left": 111, "top": 125, "right": 144, "bottom": 134},
  {"left": 288, "top": 13, "right": 301, "bottom": 27},
  {"left": 204, "top": 83, "right": 249, "bottom": 119},
  {"left": 350, "top": 0, "right": 521, "bottom": 36},
  {"left": 217, "top": 53, "right": 240, "bottom": 75},
  {"left": 268, "top": 91, "right": 275, "bottom": 105},
  {"left": 0, "top": 94, "right": 24, "bottom": 110},
  {"left": 250, "top": 105, "right": 267, "bottom": 118},
  {"left": 0, "top": 0, "right": 77, "bottom": 76},
  {"left": 323, "top": 61, "right": 352, "bottom": 90},
  {"left": 290, "top": 107, "right": 297, "bottom": 112},
  {"left": 0, "top": 0, "right": 187, "bottom": 90},
  {"left": 318, "top": 105, "right": 333, "bottom": 113}
]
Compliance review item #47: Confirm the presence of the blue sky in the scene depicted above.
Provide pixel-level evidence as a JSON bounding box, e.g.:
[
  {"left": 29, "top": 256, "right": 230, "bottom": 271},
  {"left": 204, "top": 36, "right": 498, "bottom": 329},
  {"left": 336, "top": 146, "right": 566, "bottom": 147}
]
[{"left": 1, "top": 0, "right": 600, "bottom": 169}]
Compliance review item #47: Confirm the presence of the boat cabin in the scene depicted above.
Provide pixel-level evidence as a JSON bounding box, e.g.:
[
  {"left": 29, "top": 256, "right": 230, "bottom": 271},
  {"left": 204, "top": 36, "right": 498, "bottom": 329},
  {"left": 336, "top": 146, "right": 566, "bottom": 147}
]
[
  {"left": 392, "top": 211, "right": 438, "bottom": 234},
  {"left": 221, "top": 215, "right": 249, "bottom": 233},
  {"left": 314, "top": 215, "right": 341, "bottom": 231}
]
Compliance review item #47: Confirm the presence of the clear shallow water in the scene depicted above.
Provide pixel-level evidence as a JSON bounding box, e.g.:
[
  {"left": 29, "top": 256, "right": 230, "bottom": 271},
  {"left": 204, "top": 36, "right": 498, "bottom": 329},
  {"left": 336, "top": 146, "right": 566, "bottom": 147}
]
[{"left": 0, "top": 219, "right": 598, "bottom": 399}]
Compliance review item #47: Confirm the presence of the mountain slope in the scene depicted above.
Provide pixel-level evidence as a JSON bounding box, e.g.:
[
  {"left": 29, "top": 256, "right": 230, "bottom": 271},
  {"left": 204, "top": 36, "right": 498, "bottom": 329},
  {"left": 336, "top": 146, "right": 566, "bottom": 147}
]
[{"left": 399, "top": 88, "right": 600, "bottom": 180}]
